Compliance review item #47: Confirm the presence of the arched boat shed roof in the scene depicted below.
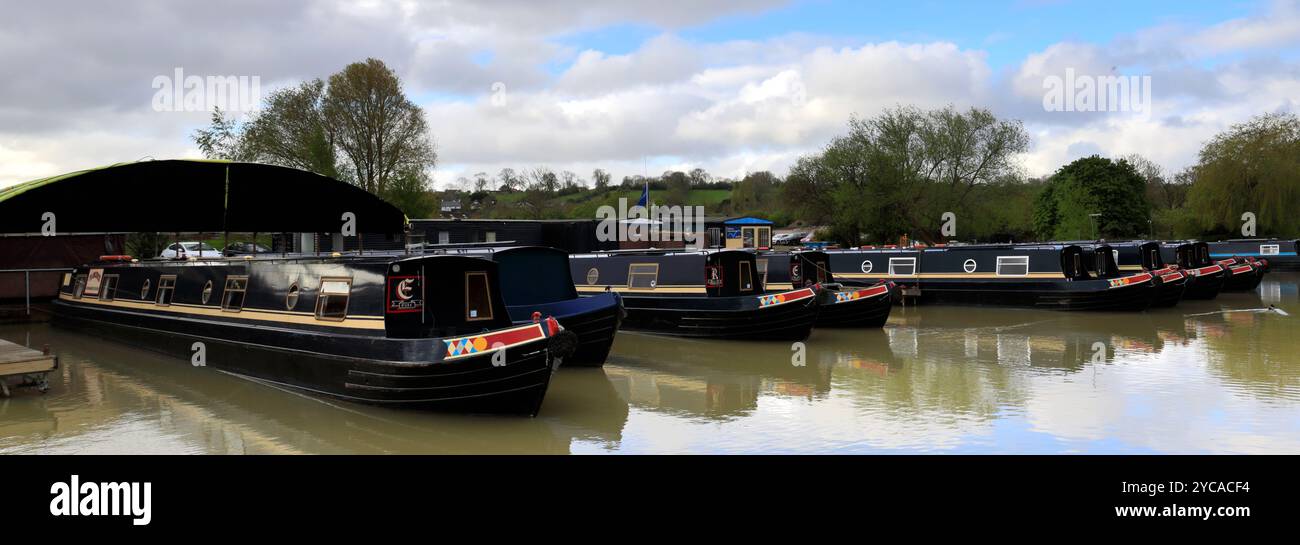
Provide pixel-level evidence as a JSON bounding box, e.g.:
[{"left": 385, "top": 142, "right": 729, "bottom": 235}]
[{"left": 0, "top": 159, "right": 408, "bottom": 234}]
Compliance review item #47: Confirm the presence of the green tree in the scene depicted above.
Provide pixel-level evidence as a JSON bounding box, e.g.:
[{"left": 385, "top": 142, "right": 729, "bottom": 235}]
[
  {"left": 381, "top": 167, "right": 436, "bottom": 218},
  {"left": 592, "top": 168, "right": 611, "bottom": 189},
  {"left": 1185, "top": 112, "right": 1300, "bottom": 236},
  {"left": 1033, "top": 155, "right": 1151, "bottom": 240}
]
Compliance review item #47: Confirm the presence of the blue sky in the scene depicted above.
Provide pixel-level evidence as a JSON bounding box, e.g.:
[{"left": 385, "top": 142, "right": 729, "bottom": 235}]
[{"left": 1, "top": 0, "right": 1298, "bottom": 187}]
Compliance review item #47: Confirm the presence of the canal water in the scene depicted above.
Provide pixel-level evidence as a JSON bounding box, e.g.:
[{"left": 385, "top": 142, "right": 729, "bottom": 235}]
[{"left": 3, "top": 274, "right": 1298, "bottom": 454}]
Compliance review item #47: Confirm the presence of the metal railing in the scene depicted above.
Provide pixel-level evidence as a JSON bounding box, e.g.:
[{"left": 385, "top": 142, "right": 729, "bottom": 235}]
[{"left": 0, "top": 267, "right": 74, "bottom": 315}]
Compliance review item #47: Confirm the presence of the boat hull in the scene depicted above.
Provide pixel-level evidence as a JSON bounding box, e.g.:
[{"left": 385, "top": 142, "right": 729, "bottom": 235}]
[
  {"left": 815, "top": 284, "right": 894, "bottom": 328},
  {"left": 1150, "top": 270, "right": 1188, "bottom": 308},
  {"left": 893, "top": 278, "right": 1157, "bottom": 311},
  {"left": 1182, "top": 268, "right": 1226, "bottom": 300},
  {"left": 618, "top": 291, "right": 818, "bottom": 340},
  {"left": 508, "top": 292, "right": 622, "bottom": 367},
  {"left": 52, "top": 298, "right": 559, "bottom": 415},
  {"left": 1220, "top": 264, "right": 1265, "bottom": 292}
]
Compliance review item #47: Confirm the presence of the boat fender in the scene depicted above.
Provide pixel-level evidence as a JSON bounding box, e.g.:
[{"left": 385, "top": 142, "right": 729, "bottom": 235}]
[{"left": 531, "top": 311, "right": 542, "bottom": 323}]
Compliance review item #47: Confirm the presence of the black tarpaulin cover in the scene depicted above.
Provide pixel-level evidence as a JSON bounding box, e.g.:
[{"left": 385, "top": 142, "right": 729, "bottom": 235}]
[{"left": 0, "top": 159, "right": 408, "bottom": 234}]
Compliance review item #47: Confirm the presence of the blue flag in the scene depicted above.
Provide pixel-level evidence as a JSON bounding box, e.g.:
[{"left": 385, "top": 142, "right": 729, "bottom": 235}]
[{"left": 635, "top": 180, "right": 649, "bottom": 207}]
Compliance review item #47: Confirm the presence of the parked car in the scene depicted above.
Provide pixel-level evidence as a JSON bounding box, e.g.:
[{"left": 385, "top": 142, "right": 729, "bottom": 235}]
[
  {"left": 773, "top": 232, "right": 808, "bottom": 245},
  {"left": 223, "top": 242, "right": 272, "bottom": 256},
  {"left": 160, "top": 241, "right": 222, "bottom": 259}
]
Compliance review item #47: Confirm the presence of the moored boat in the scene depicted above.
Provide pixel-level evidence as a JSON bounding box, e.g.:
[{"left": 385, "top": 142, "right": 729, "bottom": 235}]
[
  {"left": 1215, "top": 256, "right": 1266, "bottom": 292},
  {"left": 1209, "top": 239, "right": 1300, "bottom": 272},
  {"left": 569, "top": 249, "right": 819, "bottom": 340},
  {"left": 1160, "top": 242, "right": 1226, "bottom": 300},
  {"left": 490, "top": 246, "right": 622, "bottom": 366},
  {"left": 1089, "top": 241, "right": 1187, "bottom": 308},
  {"left": 823, "top": 244, "right": 1156, "bottom": 311},
  {"left": 53, "top": 253, "right": 576, "bottom": 415},
  {"left": 763, "top": 250, "right": 894, "bottom": 328}
]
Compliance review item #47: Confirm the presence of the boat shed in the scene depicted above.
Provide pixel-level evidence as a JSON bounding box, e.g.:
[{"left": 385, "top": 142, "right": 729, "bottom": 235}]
[{"left": 704, "top": 216, "right": 774, "bottom": 250}]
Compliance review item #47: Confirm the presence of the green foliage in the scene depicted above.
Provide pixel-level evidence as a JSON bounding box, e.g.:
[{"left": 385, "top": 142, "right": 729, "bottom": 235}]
[
  {"left": 1033, "top": 155, "right": 1151, "bottom": 240},
  {"left": 380, "top": 167, "right": 436, "bottom": 218},
  {"left": 1186, "top": 112, "right": 1300, "bottom": 236}
]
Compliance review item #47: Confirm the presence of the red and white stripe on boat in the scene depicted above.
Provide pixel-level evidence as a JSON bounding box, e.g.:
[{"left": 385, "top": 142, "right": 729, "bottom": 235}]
[{"left": 1107, "top": 272, "right": 1153, "bottom": 289}]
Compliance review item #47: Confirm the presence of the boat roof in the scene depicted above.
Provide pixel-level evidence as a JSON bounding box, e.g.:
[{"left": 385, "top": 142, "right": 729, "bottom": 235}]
[{"left": 0, "top": 159, "right": 408, "bottom": 234}]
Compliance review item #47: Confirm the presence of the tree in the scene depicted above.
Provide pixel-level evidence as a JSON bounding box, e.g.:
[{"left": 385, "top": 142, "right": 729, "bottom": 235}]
[
  {"left": 192, "top": 58, "right": 437, "bottom": 199},
  {"left": 1033, "top": 155, "right": 1151, "bottom": 240},
  {"left": 688, "top": 167, "right": 712, "bottom": 187},
  {"left": 472, "top": 172, "right": 491, "bottom": 193},
  {"left": 498, "top": 168, "right": 524, "bottom": 192},
  {"left": 529, "top": 167, "right": 558, "bottom": 192},
  {"left": 381, "top": 167, "right": 436, "bottom": 219},
  {"left": 781, "top": 105, "right": 1029, "bottom": 245},
  {"left": 324, "top": 58, "right": 437, "bottom": 195},
  {"left": 1185, "top": 112, "right": 1300, "bottom": 236},
  {"left": 731, "top": 171, "right": 779, "bottom": 214},
  {"left": 662, "top": 171, "right": 690, "bottom": 204},
  {"left": 592, "top": 168, "right": 611, "bottom": 189}
]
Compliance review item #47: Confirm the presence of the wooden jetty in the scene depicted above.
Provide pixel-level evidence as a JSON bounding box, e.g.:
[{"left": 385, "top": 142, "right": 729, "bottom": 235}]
[{"left": 0, "top": 339, "right": 57, "bottom": 396}]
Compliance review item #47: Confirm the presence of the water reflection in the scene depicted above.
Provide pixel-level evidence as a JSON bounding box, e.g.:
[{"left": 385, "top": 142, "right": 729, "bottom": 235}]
[{"left": 3, "top": 274, "right": 1298, "bottom": 454}]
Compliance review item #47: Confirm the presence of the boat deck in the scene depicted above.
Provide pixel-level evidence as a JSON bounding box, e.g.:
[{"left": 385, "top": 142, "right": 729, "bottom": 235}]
[{"left": 0, "top": 338, "right": 57, "bottom": 396}]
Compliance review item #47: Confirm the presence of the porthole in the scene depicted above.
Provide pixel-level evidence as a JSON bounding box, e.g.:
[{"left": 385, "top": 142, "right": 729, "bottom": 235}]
[
  {"left": 586, "top": 268, "right": 599, "bottom": 285},
  {"left": 201, "top": 280, "right": 214, "bottom": 304},
  {"left": 860, "top": 260, "right": 873, "bottom": 274},
  {"left": 286, "top": 282, "right": 300, "bottom": 310},
  {"left": 141, "top": 279, "right": 151, "bottom": 300},
  {"left": 963, "top": 259, "right": 977, "bottom": 273}
]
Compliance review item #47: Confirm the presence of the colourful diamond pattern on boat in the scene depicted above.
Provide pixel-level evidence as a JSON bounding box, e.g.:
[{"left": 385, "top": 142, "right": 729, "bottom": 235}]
[
  {"left": 442, "top": 323, "right": 548, "bottom": 361},
  {"left": 757, "top": 287, "right": 815, "bottom": 308},
  {"left": 831, "top": 284, "right": 888, "bottom": 303},
  {"left": 1107, "top": 272, "right": 1153, "bottom": 289}
]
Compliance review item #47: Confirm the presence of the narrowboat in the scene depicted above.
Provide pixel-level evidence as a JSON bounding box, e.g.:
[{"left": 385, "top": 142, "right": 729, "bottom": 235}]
[
  {"left": 1084, "top": 241, "right": 1187, "bottom": 308},
  {"left": 1159, "top": 242, "right": 1226, "bottom": 300},
  {"left": 569, "top": 249, "right": 819, "bottom": 340},
  {"left": 52, "top": 253, "right": 577, "bottom": 416},
  {"left": 489, "top": 246, "right": 622, "bottom": 366},
  {"left": 763, "top": 250, "right": 895, "bottom": 328},
  {"left": 1209, "top": 239, "right": 1300, "bottom": 272},
  {"left": 1214, "top": 255, "right": 1266, "bottom": 292},
  {"left": 823, "top": 244, "right": 1156, "bottom": 311}
]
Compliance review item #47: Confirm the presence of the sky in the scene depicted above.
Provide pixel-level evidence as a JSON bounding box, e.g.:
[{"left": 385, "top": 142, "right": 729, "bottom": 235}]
[{"left": 1, "top": 0, "right": 1298, "bottom": 189}]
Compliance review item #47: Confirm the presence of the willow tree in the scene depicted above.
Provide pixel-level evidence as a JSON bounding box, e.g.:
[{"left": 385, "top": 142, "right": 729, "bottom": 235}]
[{"left": 1185, "top": 112, "right": 1300, "bottom": 236}]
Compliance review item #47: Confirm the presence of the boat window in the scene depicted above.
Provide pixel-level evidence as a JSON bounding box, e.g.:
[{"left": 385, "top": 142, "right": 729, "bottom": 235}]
[
  {"left": 62, "top": 273, "right": 71, "bottom": 287},
  {"left": 438, "top": 232, "right": 450, "bottom": 245},
  {"left": 156, "top": 275, "right": 177, "bottom": 306},
  {"left": 222, "top": 276, "right": 249, "bottom": 312},
  {"left": 201, "top": 280, "right": 214, "bottom": 304},
  {"left": 739, "top": 261, "right": 754, "bottom": 291},
  {"left": 141, "top": 279, "right": 151, "bottom": 300},
  {"left": 814, "top": 260, "right": 827, "bottom": 283},
  {"left": 997, "top": 256, "right": 1030, "bottom": 276},
  {"left": 963, "top": 259, "right": 977, "bottom": 273},
  {"left": 99, "top": 274, "right": 119, "bottom": 301},
  {"left": 465, "top": 271, "right": 493, "bottom": 321},
  {"left": 586, "top": 268, "right": 600, "bottom": 285},
  {"left": 485, "top": 231, "right": 497, "bottom": 243},
  {"left": 315, "top": 278, "right": 352, "bottom": 321},
  {"left": 72, "top": 274, "right": 87, "bottom": 299},
  {"left": 888, "top": 257, "right": 916, "bottom": 276},
  {"left": 1261, "top": 244, "right": 1280, "bottom": 256},
  {"left": 860, "top": 260, "right": 873, "bottom": 274},
  {"left": 627, "top": 263, "right": 659, "bottom": 289},
  {"left": 286, "top": 282, "right": 300, "bottom": 310}
]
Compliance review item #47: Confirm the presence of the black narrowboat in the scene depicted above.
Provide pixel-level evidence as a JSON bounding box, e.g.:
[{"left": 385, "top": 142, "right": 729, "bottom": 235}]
[
  {"left": 1213, "top": 255, "right": 1266, "bottom": 292},
  {"left": 1209, "top": 239, "right": 1300, "bottom": 272},
  {"left": 53, "top": 253, "right": 576, "bottom": 416},
  {"left": 490, "top": 246, "right": 622, "bottom": 366},
  {"left": 1160, "top": 242, "right": 1226, "bottom": 300},
  {"left": 569, "top": 250, "right": 819, "bottom": 340},
  {"left": 1088, "top": 241, "right": 1187, "bottom": 308},
  {"left": 763, "top": 250, "right": 894, "bottom": 328},
  {"left": 823, "top": 244, "right": 1156, "bottom": 311}
]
